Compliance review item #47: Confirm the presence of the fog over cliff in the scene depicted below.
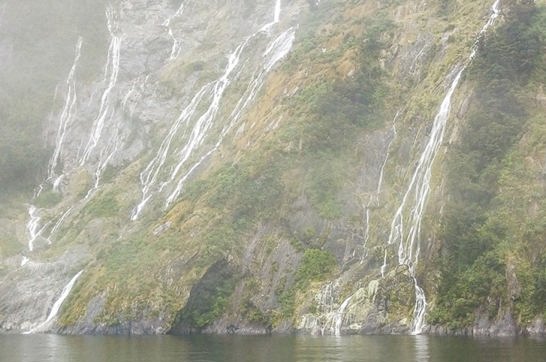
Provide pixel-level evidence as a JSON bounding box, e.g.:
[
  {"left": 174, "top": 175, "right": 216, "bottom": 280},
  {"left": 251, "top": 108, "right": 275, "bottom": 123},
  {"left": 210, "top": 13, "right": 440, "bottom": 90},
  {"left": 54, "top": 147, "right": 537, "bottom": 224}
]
[{"left": 0, "top": 0, "right": 545, "bottom": 337}]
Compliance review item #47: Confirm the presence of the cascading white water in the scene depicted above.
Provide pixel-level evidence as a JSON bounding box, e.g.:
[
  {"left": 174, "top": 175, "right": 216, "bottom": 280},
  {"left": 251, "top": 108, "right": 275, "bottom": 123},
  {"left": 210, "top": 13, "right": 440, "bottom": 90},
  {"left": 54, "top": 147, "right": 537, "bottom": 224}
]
[
  {"left": 18, "top": 10, "right": 124, "bottom": 325},
  {"left": 80, "top": 6, "right": 121, "bottom": 166},
  {"left": 25, "top": 205, "right": 74, "bottom": 255},
  {"left": 26, "top": 206, "right": 40, "bottom": 252},
  {"left": 315, "top": 281, "right": 352, "bottom": 336},
  {"left": 163, "top": 1, "right": 186, "bottom": 60},
  {"left": 164, "top": 27, "right": 296, "bottom": 208},
  {"left": 131, "top": 38, "right": 255, "bottom": 218},
  {"left": 274, "top": 0, "right": 281, "bottom": 24},
  {"left": 20, "top": 257, "right": 29, "bottom": 267},
  {"left": 23, "top": 270, "right": 84, "bottom": 334},
  {"left": 333, "top": 296, "right": 352, "bottom": 336},
  {"left": 383, "top": 1, "right": 501, "bottom": 334},
  {"left": 26, "top": 206, "right": 49, "bottom": 252},
  {"left": 260, "top": 0, "right": 282, "bottom": 32},
  {"left": 23, "top": 8, "right": 124, "bottom": 260},
  {"left": 130, "top": 84, "right": 212, "bottom": 220},
  {"left": 84, "top": 138, "right": 121, "bottom": 200},
  {"left": 48, "top": 37, "right": 83, "bottom": 188},
  {"left": 229, "top": 28, "right": 295, "bottom": 127},
  {"left": 321, "top": 116, "right": 398, "bottom": 334},
  {"left": 387, "top": 69, "right": 463, "bottom": 268},
  {"left": 131, "top": 0, "right": 295, "bottom": 220},
  {"left": 22, "top": 39, "right": 83, "bottom": 260},
  {"left": 162, "top": 39, "right": 251, "bottom": 207},
  {"left": 376, "top": 121, "right": 398, "bottom": 198},
  {"left": 49, "top": 207, "right": 73, "bottom": 239},
  {"left": 321, "top": 295, "right": 352, "bottom": 336}
]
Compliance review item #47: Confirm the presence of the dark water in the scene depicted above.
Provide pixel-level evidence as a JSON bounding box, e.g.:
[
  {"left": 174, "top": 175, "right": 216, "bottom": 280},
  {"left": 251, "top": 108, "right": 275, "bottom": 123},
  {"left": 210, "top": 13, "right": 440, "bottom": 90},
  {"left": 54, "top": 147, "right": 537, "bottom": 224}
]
[{"left": 1, "top": 334, "right": 545, "bottom": 362}]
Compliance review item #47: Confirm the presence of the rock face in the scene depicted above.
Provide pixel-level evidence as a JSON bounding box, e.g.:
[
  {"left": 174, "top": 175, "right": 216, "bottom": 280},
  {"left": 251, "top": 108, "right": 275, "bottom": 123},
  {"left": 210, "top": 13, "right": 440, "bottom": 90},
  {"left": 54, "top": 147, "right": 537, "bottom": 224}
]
[{"left": 0, "top": 0, "right": 545, "bottom": 336}]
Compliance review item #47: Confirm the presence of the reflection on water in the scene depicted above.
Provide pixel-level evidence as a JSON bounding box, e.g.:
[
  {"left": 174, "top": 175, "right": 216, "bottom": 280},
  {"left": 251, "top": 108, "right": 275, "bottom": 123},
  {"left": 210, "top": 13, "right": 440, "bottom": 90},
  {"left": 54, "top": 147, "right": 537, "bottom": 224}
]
[
  {"left": 413, "top": 335, "right": 430, "bottom": 362},
  {"left": 0, "top": 334, "right": 544, "bottom": 362}
]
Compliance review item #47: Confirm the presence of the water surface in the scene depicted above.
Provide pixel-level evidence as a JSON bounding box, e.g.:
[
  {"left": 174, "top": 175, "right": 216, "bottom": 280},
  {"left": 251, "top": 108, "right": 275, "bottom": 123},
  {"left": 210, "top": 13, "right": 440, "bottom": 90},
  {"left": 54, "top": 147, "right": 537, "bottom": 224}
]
[{"left": 1, "top": 334, "right": 545, "bottom": 362}]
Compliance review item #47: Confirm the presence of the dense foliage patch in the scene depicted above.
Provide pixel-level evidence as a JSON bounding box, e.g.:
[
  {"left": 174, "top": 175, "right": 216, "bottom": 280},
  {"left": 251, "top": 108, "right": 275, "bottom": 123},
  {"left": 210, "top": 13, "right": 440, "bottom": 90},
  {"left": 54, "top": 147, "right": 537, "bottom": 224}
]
[
  {"left": 172, "top": 260, "right": 239, "bottom": 330},
  {"left": 431, "top": 2, "right": 546, "bottom": 328}
]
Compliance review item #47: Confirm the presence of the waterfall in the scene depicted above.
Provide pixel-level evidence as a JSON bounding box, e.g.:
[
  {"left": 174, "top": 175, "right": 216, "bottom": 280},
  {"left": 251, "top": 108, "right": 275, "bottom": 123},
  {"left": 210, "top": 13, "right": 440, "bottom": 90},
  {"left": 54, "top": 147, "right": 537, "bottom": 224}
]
[
  {"left": 376, "top": 120, "right": 398, "bottom": 198},
  {"left": 26, "top": 206, "right": 50, "bottom": 252},
  {"left": 334, "top": 296, "right": 352, "bottom": 336},
  {"left": 164, "top": 27, "right": 295, "bottom": 208},
  {"left": 130, "top": 83, "right": 213, "bottom": 220},
  {"left": 314, "top": 281, "right": 353, "bottom": 336},
  {"left": 274, "top": 0, "right": 281, "bottom": 24},
  {"left": 365, "top": 116, "right": 398, "bottom": 259},
  {"left": 383, "top": 1, "right": 501, "bottom": 334},
  {"left": 322, "top": 296, "right": 352, "bottom": 336},
  {"left": 49, "top": 207, "right": 73, "bottom": 239},
  {"left": 387, "top": 68, "right": 463, "bottom": 269},
  {"left": 23, "top": 39, "right": 83, "bottom": 257},
  {"left": 80, "top": 5, "right": 122, "bottom": 166},
  {"left": 161, "top": 39, "right": 251, "bottom": 207},
  {"left": 20, "top": 257, "right": 29, "bottom": 267},
  {"left": 23, "top": 270, "right": 84, "bottom": 334},
  {"left": 26, "top": 205, "right": 40, "bottom": 252},
  {"left": 163, "top": 1, "right": 187, "bottom": 60},
  {"left": 84, "top": 138, "right": 122, "bottom": 200},
  {"left": 130, "top": 40, "right": 248, "bottom": 219},
  {"left": 131, "top": 0, "right": 295, "bottom": 220},
  {"left": 48, "top": 37, "right": 83, "bottom": 187},
  {"left": 321, "top": 117, "right": 398, "bottom": 334},
  {"left": 260, "top": 0, "right": 282, "bottom": 32}
]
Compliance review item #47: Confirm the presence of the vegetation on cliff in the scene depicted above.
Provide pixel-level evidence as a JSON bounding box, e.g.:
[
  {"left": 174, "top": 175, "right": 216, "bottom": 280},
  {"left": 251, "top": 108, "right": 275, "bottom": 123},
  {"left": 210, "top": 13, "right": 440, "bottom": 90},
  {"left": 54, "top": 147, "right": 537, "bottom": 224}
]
[
  {"left": 430, "top": 1, "right": 546, "bottom": 329},
  {"left": 1, "top": 0, "right": 546, "bottom": 335}
]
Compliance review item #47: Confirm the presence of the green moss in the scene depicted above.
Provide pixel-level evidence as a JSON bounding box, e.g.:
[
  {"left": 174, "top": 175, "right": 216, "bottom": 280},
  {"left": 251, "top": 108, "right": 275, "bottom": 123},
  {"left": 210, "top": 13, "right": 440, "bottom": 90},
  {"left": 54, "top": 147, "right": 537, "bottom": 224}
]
[
  {"left": 277, "top": 288, "right": 296, "bottom": 318},
  {"left": 185, "top": 160, "right": 284, "bottom": 229},
  {"left": 100, "top": 165, "right": 118, "bottom": 184},
  {"left": 431, "top": 251, "right": 507, "bottom": 328},
  {"left": 295, "top": 249, "right": 337, "bottom": 288},
  {"left": 378, "top": 268, "right": 416, "bottom": 320},
  {"left": 270, "top": 248, "right": 338, "bottom": 323},
  {"left": 173, "top": 260, "right": 239, "bottom": 329},
  {"left": 34, "top": 190, "right": 62, "bottom": 208},
  {"left": 0, "top": 236, "right": 23, "bottom": 258},
  {"left": 56, "top": 1, "right": 546, "bottom": 332},
  {"left": 283, "top": 14, "right": 394, "bottom": 220},
  {"left": 83, "top": 192, "right": 119, "bottom": 218},
  {"left": 241, "top": 299, "right": 271, "bottom": 325}
]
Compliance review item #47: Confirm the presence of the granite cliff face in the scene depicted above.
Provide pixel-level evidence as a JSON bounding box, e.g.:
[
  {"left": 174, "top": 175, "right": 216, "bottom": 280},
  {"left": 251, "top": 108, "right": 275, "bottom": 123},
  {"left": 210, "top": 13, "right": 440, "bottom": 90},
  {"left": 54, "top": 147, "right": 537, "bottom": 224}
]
[{"left": 0, "top": 0, "right": 545, "bottom": 336}]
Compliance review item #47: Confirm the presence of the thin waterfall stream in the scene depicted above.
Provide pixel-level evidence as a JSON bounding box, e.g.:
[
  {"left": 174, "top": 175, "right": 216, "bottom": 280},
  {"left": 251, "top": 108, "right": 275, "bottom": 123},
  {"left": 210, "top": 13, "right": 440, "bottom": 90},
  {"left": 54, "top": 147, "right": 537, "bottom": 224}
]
[
  {"left": 384, "top": 0, "right": 501, "bottom": 334},
  {"left": 79, "top": 5, "right": 121, "bottom": 166},
  {"left": 5, "top": 0, "right": 520, "bottom": 337},
  {"left": 48, "top": 37, "right": 83, "bottom": 189},
  {"left": 23, "top": 270, "right": 84, "bottom": 334},
  {"left": 131, "top": 0, "right": 295, "bottom": 220},
  {"left": 163, "top": 0, "right": 186, "bottom": 60},
  {"left": 18, "top": 5, "right": 124, "bottom": 332}
]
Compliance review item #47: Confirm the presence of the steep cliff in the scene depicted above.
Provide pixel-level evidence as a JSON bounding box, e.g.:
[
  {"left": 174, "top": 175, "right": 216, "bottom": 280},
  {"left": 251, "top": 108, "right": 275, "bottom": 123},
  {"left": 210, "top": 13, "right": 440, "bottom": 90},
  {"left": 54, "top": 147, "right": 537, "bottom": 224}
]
[{"left": 0, "top": 0, "right": 545, "bottom": 336}]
